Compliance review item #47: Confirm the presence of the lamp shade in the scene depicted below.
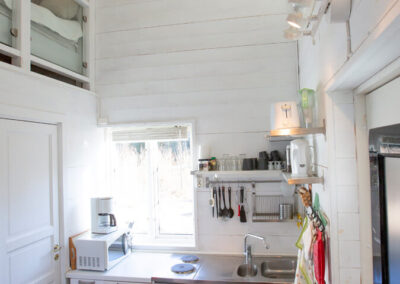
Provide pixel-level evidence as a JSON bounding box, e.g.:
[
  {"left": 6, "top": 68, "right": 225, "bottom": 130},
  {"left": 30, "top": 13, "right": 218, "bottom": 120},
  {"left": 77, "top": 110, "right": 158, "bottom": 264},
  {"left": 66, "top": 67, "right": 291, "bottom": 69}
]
[
  {"left": 283, "top": 27, "right": 302, "bottom": 40},
  {"left": 288, "top": 0, "right": 313, "bottom": 8},
  {"left": 286, "top": 12, "right": 306, "bottom": 29}
]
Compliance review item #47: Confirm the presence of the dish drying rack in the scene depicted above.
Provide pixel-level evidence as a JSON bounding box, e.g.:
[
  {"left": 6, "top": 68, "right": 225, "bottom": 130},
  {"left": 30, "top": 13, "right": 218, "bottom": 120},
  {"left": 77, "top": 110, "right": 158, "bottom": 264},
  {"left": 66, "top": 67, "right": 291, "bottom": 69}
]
[{"left": 251, "top": 193, "right": 296, "bottom": 222}]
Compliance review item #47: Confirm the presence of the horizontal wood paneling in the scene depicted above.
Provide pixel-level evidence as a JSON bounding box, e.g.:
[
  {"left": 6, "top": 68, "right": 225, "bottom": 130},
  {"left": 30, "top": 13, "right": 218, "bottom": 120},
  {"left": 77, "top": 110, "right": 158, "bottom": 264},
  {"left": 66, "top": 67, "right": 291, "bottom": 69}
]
[
  {"left": 96, "top": 0, "right": 157, "bottom": 9},
  {"left": 96, "top": 70, "right": 297, "bottom": 97},
  {"left": 96, "top": 0, "right": 290, "bottom": 33},
  {"left": 96, "top": 53, "right": 297, "bottom": 86},
  {"left": 96, "top": 43, "right": 297, "bottom": 73},
  {"left": 96, "top": 0, "right": 299, "bottom": 253},
  {"left": 100, "top": 86, "right": 297, "bottom": 133},
  {"left": 350, "top": 0, "right": 398, "bottom": 51},
  {"left": 96, "top": 14, "right": 289, "bottom": 59},
  {"left": 100, "top": 86, "right": 296, "bottom": 110}
]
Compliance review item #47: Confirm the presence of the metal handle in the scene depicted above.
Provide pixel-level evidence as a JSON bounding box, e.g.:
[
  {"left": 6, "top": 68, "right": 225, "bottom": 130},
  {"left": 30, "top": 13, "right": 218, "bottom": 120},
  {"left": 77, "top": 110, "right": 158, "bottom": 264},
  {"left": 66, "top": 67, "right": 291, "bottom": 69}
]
[{"left": 53, "top": 244, "right": 61, "bottom": 252}]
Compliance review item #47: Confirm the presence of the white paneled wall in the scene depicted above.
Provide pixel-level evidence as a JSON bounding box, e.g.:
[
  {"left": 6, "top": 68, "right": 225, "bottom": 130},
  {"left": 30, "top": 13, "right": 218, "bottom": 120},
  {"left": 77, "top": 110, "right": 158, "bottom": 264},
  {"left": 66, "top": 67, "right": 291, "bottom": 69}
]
[
  {"left": 0, "top": 66, "right": 106, "bottom": 276},
  {"left": 298, "top": 1, "right": 400, "bottom": 283},
  {"left": 366, "top": 77, "right": 400, "bottom": 129},
  {"left": 312, "top": 92, "right": 360, "bottom": 284},
  {"left": 96, "top": 0, "right": 300, "bottom": 254},
  {"left": 298, "top": 0, "right": 400, "bottom": 90}
]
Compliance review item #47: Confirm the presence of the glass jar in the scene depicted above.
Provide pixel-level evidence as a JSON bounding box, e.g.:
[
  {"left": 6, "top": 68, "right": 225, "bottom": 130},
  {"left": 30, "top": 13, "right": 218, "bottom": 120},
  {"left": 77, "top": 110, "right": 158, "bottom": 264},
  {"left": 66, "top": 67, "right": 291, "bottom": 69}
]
[
  {"left": 210, "top": 157, "right": 217, "bottom": 171},
  {"left": 238, "top": 154, "right": 246, "bottom": 170},
  {"left": 198, "top": 159, "right": 210, "bottom": 171},
  {"left": 232, "top": 156, "right": 239, "bottom": 171}
]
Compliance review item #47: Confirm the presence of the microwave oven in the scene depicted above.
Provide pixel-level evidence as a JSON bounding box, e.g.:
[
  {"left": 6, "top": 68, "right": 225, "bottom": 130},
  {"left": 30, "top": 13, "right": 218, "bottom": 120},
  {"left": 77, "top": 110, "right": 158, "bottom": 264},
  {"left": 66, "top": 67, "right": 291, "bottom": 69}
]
[{"left": 74, "top": 229, "right": 132, "bottom": 271}]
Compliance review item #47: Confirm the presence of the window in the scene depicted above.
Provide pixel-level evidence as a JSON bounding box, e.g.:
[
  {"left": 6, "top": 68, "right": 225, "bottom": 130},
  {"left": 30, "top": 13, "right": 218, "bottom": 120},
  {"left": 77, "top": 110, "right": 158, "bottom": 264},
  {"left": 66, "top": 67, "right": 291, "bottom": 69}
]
[{"left": 108, "top": 124, "right": 195, "bottom": 247}]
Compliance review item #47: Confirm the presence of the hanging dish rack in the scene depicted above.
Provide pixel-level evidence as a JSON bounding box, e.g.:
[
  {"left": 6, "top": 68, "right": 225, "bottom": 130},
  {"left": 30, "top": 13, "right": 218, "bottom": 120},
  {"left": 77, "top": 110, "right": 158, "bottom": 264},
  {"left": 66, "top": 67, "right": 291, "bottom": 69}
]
[{"left": 252, "top": 194, "right": 296, "bottom": 222}]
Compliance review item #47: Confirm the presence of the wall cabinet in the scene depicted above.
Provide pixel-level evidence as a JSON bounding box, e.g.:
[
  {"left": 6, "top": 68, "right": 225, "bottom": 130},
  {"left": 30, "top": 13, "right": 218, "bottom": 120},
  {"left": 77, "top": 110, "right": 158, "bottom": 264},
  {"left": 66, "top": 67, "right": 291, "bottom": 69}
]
[{"left": 0, "top": 0, "right": 94, "bottom": 89}]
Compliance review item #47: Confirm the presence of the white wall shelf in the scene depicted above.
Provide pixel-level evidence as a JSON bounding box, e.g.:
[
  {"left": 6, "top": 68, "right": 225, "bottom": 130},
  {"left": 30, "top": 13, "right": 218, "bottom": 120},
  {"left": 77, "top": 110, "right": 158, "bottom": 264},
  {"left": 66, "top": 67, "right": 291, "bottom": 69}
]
[
  {"left": 191, "top": 170, "right": 282, "bottom": 178},
  {"left": 282, "top": 172, "right": 324, "bottom": 185},
  {"left": 191, "top": 170, "right": 283, "bottom": 188},
  {"left": 266, "top": 119, "right": 326, "bottom": 139}
]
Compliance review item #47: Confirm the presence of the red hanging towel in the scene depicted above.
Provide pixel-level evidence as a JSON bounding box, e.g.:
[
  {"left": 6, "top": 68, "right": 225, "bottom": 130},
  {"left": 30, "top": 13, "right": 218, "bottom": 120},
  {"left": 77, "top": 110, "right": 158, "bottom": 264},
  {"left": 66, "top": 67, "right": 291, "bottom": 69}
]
[{"left": 313, "top": 229, "right": 325, "bottom": 284}]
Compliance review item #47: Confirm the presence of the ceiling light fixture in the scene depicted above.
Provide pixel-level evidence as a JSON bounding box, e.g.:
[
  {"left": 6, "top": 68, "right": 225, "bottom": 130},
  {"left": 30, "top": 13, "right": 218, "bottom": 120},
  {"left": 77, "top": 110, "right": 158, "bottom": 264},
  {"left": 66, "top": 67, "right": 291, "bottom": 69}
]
[
  {"left": 286, "top": 12, "right": 306, "bottom": 29},
  {"left": 283, "top": 27, "right": 311, "bottom": 40},
  {"left": 288, "top": 0, "right": 313, "bottom": 8}
]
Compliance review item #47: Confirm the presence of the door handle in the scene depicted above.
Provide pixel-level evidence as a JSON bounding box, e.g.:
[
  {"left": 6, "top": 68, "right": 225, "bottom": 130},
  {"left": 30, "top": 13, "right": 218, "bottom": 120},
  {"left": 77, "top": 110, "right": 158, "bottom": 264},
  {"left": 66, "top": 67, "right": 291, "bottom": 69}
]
[{"left": 53, "top": 244, "right": 62, "bottom": 252}]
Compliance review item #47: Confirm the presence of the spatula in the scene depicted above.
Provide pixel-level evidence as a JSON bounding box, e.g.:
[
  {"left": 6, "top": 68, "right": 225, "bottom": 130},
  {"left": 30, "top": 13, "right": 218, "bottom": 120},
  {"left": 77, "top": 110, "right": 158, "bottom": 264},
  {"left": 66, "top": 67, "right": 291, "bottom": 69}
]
[{"left": 240, "top": 186, "right": 247, "bottom": 223}]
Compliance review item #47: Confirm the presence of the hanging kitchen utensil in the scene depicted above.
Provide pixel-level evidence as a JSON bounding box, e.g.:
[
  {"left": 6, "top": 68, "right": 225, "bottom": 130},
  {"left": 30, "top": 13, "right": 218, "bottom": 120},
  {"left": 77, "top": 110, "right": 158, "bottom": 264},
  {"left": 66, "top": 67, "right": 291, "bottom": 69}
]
[
  {"left": 313, "top": 229, "right": 325, "bottom": 284},
  {"left": 240, "top": 186, "right": 247, "bottom": 223},
  {"left": 211, "top": 187, "right": 216, "bottom": 217},
  {"left": 218, "top": 187, "right": 223, "bottom": 217},
  {"left": 228, "top": 187, "right": 234, "bottom": 218},
  {"left": 221, "top": 186, "right": 229, "bottom": 220},
  {"left": 215, "top": 187, "right": 219, "bottom": 219}
]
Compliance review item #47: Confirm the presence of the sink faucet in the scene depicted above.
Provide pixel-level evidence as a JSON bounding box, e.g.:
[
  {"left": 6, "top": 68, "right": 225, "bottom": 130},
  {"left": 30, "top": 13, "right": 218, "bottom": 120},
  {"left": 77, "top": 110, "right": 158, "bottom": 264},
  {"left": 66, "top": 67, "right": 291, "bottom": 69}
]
[{"left": 244, "top": 233, "right": 270, "bottom": 265}]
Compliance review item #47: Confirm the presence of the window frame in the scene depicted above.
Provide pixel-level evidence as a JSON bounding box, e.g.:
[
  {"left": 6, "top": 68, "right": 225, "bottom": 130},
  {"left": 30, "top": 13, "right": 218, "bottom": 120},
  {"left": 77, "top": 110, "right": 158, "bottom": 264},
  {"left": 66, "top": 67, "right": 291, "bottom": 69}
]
[
  {"left": 105, "top": 121, "right": 198, "bottom": 250},
  {"left": 0, "top": 0, "right": 94, "bottom": 90}
]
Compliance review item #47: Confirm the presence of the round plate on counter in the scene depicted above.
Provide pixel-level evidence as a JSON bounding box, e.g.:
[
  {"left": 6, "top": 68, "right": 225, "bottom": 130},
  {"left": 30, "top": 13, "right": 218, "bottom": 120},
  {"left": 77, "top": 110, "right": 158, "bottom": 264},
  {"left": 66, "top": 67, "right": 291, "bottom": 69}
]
[
  {"left": 181, "top": 255, "right": 199, "bottom": 263},
  {"left": 171, "top": 263, "right": 195, "bottom": 274}
]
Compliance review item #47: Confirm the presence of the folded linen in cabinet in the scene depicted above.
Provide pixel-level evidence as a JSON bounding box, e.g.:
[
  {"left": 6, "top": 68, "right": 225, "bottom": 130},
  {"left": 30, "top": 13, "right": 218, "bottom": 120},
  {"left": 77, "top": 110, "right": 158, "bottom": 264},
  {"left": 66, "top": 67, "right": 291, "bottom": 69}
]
[{"left": 3, "top": 0, "right": 83, "bottom": 42}]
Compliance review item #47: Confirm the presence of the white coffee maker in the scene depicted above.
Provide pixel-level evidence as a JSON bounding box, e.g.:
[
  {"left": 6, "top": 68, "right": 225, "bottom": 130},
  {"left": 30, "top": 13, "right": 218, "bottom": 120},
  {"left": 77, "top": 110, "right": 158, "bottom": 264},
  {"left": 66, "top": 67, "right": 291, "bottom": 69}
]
[{"left": 91, "top": 197, "right": 118, "bottom": 234}]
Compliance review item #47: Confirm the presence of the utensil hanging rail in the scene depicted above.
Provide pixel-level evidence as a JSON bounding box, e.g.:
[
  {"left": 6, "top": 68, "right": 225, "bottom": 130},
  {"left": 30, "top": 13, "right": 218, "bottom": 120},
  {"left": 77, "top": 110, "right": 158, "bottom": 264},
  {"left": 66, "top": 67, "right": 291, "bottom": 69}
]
[{"left": 206, "top": 179, "right": 281, "bottom": 188}]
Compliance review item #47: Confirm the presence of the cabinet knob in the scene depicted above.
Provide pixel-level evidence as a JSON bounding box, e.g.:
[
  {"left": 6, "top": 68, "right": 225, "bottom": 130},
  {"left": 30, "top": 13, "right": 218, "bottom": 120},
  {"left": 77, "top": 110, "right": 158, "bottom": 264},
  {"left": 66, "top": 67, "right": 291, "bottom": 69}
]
[{"left": 10, "top": 28, "right": 18, "bottom": 37}]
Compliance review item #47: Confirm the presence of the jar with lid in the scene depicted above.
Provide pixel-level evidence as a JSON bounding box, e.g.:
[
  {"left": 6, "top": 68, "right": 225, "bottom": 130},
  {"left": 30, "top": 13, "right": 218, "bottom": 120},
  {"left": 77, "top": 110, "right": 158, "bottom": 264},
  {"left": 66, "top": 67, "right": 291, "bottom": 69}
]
[
  {"left": 210, "top": 157, "right": 217, "bottom": 171},
  {"left": 198, "top": 159, "right": 210, "bottom": 171}
]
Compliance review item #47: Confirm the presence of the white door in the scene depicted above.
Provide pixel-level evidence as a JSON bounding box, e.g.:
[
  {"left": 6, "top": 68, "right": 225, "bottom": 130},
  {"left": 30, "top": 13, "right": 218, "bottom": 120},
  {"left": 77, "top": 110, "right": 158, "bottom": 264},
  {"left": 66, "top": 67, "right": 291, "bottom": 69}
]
[{"left": 0, "top": 119, "right": 60, "bottom": 284}]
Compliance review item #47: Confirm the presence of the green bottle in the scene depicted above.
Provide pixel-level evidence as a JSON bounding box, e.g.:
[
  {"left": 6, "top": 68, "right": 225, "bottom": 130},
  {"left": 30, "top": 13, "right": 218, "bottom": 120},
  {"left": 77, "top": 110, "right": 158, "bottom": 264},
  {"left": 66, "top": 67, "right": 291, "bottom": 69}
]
[{"left": 299, "top": 88, "right": 315, "bottom": 128}]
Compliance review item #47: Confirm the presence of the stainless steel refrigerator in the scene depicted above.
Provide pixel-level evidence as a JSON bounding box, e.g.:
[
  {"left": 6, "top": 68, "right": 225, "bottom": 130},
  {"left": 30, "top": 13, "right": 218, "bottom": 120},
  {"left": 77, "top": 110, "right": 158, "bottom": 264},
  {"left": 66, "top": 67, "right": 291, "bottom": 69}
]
[{"left": 370, "top": 124, "right": 400, "bottom": 284}]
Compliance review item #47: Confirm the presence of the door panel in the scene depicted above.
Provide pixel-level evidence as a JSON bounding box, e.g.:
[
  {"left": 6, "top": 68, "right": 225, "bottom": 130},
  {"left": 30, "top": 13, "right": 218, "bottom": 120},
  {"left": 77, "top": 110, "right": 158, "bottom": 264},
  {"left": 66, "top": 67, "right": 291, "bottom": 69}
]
[
  {"left": 0, "top": 119, "right": 60, "bottom": 284},
  {"left": 384, "top": 157, "right": 400, "bottom": 283},
  {"left": 9, "top": 237, "right": 54, "bottom": 284},
  {"left": 8, "top": 131, "right": 52, "bottom": 236}
]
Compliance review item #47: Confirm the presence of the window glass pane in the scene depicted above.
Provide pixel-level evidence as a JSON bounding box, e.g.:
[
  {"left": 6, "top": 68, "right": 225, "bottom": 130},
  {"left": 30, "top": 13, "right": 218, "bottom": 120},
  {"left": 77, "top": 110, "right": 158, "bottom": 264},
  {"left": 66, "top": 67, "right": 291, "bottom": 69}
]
[
  {"left": 31, "top": 0, "right": 84, "bottom": 74},
  {"left": 156, "top": 140, "right": 194, "bottom": 235},
  {"left": 112, "top": 142, "right": 151, "bottom": 235},
  {"left": 0, "top": 0, "right": 14, "bottom": 47}
]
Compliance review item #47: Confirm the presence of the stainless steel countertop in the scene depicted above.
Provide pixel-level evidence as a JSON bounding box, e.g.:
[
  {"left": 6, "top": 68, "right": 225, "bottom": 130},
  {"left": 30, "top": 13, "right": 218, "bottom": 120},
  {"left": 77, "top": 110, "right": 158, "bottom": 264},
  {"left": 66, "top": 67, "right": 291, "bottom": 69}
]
[
  {"left": 152, "top": 254, "right": 296, "bottom": 284},
  {"left": 66, "top": 252, "right": 296, "bottom": 283}
]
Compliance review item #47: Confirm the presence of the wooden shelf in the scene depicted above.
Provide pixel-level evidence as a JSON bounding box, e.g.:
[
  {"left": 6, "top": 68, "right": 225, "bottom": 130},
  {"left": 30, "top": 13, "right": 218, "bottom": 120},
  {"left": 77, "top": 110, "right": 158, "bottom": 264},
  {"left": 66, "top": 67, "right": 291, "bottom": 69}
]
[
  {"left": 282, "top": 172, "right": 324, "bottom": 185},
  {"left": 267, "top": 120, "right": 326, "bottom": 139}
]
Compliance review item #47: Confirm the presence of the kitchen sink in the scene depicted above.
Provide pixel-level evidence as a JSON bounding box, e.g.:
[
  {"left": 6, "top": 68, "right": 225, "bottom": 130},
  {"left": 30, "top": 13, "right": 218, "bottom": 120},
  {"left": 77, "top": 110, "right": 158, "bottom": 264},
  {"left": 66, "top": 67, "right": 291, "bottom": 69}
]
[
  {"left": 260, "top": 257, "right": 296, "bottom": 279},
  {"left": 237, "top": 263, "right": 258, "bottom": 277},
  {"left": 235, "top": 256, "right": 296, "bottom": 282}
]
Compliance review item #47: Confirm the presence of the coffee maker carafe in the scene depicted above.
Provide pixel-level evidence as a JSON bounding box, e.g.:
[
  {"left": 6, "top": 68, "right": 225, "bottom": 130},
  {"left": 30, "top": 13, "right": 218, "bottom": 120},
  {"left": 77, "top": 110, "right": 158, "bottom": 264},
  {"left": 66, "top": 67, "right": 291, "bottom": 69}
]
[{"left": 91, "top": 197, "right": 117, "bottom": 234}]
